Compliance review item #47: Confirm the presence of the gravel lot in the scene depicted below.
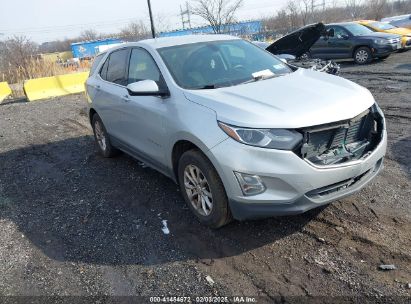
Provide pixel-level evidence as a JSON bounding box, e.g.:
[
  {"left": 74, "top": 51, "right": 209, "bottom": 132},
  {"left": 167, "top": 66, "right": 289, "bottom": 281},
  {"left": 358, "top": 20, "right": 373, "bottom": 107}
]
[{"left": 0, "top": 51, "right": 410, "bottom": 303}]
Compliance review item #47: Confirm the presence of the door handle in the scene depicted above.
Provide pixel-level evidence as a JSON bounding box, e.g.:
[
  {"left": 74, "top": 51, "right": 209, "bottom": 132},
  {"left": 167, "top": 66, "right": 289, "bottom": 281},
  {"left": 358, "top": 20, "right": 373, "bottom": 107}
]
[
  {"left": 122, "top": 95, "right": 130, "bottom": 102},
  {"left": 96, "top": 85, "right": 101, "bottom": 90}
]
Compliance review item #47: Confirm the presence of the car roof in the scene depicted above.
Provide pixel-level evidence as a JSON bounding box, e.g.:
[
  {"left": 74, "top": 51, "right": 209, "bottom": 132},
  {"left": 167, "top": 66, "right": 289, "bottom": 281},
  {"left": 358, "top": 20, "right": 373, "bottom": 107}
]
[
  {"left": 356, "top": 20, "right": 376, "bottom": 24},
  {"left": 327, "top": 22, "right": 358, "bottom": 27},
  {"left": 136, "top": 34, "right": 239, "bottom": 49}
]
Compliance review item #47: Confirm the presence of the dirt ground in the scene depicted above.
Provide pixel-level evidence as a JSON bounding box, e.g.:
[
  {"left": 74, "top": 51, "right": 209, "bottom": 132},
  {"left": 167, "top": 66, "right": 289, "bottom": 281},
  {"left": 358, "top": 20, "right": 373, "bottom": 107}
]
[{"left": 0, "top": 51, "right": 410, "bottom": 303}]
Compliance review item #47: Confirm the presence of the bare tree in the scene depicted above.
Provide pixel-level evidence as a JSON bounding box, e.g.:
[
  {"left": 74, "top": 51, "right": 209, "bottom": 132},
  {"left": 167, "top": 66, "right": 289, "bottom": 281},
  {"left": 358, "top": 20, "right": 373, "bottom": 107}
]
[
  {"left": 286, "top": 0, "right": 302, "bottom": 29},
  {"left": 0, "top": 36, "right": 38, "bottom": 68},
  {"left": 151, "top": 13, "right": 172, "bottom": 33},
  {"left": 190, "top": 0, "right": 244, "bottom": 33},
  {"left": 366, "top": 0, "right": 388, "bottom": 20},
  {"left": 0, "top": 36, "right": 38, "bottom": 80},
  {"left": 79, "top": 29, "right": 100, "bottom": 41},
  {"left": 263, "top": 9, "right": 293, "bottom": 34},
  {"left": 300, "top": 0, "right": 313, "bottom": 25},
  {"left": 119, "top": 21, "right": 150, "bottom": 41},
  {"left": 345, "top": 0, "right": 364, "bottom": 19}
]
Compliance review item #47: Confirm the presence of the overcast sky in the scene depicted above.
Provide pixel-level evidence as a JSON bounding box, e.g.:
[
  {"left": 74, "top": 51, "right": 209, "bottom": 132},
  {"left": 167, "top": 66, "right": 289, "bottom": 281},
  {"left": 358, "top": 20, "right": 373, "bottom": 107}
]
[{"left": 0, "top": 0, "right": 347, "bottom": 43}]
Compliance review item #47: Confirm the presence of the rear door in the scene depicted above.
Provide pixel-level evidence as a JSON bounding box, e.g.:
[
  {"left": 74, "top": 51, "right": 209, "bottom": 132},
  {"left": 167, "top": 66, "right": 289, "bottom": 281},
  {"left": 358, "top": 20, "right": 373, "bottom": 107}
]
[{"left": 94, "top": 48, "right": 130, "bottom": 142}]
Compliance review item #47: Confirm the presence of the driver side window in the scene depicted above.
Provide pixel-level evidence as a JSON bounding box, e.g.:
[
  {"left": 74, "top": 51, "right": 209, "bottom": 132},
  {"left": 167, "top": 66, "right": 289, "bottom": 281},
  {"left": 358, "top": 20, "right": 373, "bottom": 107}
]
[
  {"left": 332, "top": 27, "right": 349, "bottom": 39},
  {"left": 128, "top": 48, "right": 161, "bottom": 85}
]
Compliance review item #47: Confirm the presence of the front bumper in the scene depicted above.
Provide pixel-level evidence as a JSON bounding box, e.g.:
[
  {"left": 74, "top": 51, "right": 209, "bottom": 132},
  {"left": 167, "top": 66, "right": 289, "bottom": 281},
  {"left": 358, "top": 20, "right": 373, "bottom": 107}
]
[
  {"left": 206, "top": 130, "right": 387, "bottom": 220},
  {"left": 402, "top": 37, "right": 411, "bottom": 49},
  {"left": 372, "top": 43, "right": 401, "bottom": 56}
]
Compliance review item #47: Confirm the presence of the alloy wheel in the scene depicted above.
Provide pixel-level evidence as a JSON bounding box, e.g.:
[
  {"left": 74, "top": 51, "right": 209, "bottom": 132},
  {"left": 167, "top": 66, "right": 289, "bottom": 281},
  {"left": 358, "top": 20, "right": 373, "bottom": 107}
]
[
  {"left": 94, "top": 121, "right": 107, "bottom": 151},
  {"left": 183, "top": 164, "right": 213, "bottom": 216},
  {"left": 356, "top": 50, "right": 369, "bottom": 63}
]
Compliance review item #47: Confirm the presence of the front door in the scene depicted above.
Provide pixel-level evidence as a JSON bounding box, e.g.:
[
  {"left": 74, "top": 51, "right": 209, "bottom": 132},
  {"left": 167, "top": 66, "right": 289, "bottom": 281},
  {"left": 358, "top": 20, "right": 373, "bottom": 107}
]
[
  {"left": 324, "top": 26, "right": 353, "bottom": 59},
  {"left": 121, "top": 47, "right": 169, "bottom": 168}
]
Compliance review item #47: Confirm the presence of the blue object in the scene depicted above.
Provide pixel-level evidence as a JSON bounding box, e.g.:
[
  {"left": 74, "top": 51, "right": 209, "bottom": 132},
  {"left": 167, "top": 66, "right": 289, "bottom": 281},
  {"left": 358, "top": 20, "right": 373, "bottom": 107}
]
[
  {"left": 159, "top": 21, "right": 262, "bottom": 38},
  {"left": 71, "top": 38, "right": 122, "bottom": 58}
]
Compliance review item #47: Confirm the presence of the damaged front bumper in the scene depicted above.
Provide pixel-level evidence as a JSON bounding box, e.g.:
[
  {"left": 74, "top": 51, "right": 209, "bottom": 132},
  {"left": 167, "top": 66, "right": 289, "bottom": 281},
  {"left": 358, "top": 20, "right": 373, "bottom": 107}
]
[{"left": 206, "top": 104, "right": 386, "bottom": 221}]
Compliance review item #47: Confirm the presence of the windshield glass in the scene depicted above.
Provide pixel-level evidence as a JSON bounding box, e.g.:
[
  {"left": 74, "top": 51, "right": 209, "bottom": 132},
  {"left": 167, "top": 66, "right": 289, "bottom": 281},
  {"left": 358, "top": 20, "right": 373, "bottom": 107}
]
[
  {"left": 344, "top": 23, "right": 374, "bottom": 35},
  {"left": 369, "top": 21, "right": 397, "bottom": 30},
  {"left": 158, "top": 39, "right": 291, "bottom": 90}
]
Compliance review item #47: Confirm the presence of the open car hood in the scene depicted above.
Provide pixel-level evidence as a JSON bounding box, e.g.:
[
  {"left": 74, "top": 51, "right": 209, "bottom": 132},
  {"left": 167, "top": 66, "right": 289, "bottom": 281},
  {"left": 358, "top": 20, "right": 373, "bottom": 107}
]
[{"left": 266, "top": 23, "right": 326, "bottom": 58}]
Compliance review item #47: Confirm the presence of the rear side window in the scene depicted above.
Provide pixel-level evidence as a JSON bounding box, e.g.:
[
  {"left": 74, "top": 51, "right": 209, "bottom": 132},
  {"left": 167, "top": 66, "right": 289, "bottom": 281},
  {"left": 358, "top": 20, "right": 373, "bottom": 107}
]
[
  {"left": 90, "top": 53, "right": 105, "bottom": 75},
  {"left": 103, "top": 49, "right": 129, "bottom": 85}
]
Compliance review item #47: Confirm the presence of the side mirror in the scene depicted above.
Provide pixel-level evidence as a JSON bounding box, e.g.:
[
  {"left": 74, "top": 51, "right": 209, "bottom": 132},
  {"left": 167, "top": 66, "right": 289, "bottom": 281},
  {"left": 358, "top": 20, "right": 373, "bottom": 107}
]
[
  {"left": 341, "top": 34, "right": 350, "bottom": 40},
  {"left": 126, "top": 80, "right": 169, "bottom": 97}
]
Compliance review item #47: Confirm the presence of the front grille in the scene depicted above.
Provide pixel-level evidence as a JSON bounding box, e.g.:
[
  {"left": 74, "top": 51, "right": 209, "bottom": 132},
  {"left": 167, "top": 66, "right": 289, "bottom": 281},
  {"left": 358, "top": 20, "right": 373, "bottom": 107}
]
[{"left": 297, "top": 106, "right": 384, "bottom": 166}]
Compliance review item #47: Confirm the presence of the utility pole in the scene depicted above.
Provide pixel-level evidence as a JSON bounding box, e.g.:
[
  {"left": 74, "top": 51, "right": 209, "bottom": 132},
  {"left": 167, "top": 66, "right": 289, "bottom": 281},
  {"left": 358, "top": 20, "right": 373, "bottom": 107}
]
[
  {"left": 180, "top": 1, "right": 192, "bottom": 29},
  {"left": 147, "top": 0, "right": 156, "bottom": 38}
]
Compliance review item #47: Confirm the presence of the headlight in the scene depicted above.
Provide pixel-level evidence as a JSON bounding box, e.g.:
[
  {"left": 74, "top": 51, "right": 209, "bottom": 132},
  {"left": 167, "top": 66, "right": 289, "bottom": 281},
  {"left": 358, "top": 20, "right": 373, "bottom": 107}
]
[
  {"left": 218, "top": 122, "right": 303, "bottom": 150},
  {"left": 373, "top": 102, "right": 386, "bottom": 130},
  {"left": 374, "top": 39, "right": 389, "bottom": 44}
]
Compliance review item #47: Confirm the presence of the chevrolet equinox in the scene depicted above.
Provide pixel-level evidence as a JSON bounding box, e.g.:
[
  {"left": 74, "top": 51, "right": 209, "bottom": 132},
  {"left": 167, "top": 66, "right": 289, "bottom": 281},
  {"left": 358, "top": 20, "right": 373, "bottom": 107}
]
[{"left": 86, "top": 35, "right": 387, "bottom": 228}]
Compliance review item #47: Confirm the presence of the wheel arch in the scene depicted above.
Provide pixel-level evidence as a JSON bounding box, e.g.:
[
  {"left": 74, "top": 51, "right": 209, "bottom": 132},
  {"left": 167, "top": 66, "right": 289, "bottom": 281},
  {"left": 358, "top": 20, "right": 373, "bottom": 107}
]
[
  {"left": 171, "top": 140, "right": 203, "bottom": 183},
  {"left": 89, "top": 107, "right": 97, "bottom": 124},
  {"left": 352, "top": 45, "right": 371, "bottom": 57}
]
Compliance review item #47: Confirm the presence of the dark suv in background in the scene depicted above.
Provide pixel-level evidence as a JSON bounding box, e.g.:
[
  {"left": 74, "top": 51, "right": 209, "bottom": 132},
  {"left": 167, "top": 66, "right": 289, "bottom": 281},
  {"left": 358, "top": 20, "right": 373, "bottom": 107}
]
[{"left": 310, "top": 22, "right": 402, "bottom": 64}]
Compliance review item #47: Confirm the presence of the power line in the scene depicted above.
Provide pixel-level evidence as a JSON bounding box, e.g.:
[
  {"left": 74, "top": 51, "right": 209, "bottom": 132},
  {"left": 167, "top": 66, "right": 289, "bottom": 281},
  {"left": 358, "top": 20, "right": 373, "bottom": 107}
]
[{"left": 0, "top": 17, "right": 140, "bottom": 34}]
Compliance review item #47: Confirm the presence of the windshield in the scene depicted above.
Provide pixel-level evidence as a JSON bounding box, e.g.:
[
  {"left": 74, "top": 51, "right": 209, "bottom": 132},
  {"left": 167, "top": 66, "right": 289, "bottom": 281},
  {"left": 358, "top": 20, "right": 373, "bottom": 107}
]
[
  {"left": 344, "top": 23, "right": 374, "bottom": 36},
  {"left": 369, "top": 21, "right": 397, "bottom": 30},
  {"left": 158, "top": 39, "right": 291, "bottom": 90}
]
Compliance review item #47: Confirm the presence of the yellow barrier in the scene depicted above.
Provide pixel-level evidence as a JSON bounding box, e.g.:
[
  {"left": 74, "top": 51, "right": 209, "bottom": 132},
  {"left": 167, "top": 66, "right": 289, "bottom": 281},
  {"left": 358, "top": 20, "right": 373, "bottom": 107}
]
[
  {"left": 24, "top": 71, "right": 89, "bottom": 102},
  {"left": 0, "top": 82, "right": 12, "bottom": 102}
]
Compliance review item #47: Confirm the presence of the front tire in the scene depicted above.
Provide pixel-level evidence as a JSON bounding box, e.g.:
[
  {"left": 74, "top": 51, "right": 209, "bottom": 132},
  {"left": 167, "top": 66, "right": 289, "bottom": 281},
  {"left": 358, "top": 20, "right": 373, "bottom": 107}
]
[
  {"left": 353, "top": 47, "right": 372, "bottom": 65},
  {"left": 91, "top": 113, "right": 118, "bottom": 158},
  {"left": 178, "top": 149, "right": 231, "bottom": 228}
]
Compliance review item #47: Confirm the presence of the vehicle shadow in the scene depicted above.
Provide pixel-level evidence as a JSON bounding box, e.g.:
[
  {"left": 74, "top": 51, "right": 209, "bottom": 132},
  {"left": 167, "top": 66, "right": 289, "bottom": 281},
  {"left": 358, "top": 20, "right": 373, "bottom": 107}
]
[
  {"left": 391, "top": 136, "right": 411, "bottom": 179},
  {"left": 0, "top": 136, "right": 322, "bottom": 266},
  {"left": 0, "top": 97, "right": 28, "bottom": 106},
  {"left": 396, "top": 63, "right": 411, "bottom": 70}
]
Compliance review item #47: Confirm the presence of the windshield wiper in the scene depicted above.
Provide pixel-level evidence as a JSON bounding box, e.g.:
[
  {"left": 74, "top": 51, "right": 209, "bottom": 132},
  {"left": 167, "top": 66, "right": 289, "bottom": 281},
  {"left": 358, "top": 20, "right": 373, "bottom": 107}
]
[
  {"left": 196, "top": 84, "right": 218, "bottom": 89},
  {"left": 240, "top": 73, "right": 283, "bottom": 85}
]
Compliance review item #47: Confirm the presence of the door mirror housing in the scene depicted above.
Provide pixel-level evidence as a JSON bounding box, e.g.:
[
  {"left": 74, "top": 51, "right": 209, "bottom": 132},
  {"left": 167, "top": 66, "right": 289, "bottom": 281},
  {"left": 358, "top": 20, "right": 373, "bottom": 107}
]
[
  {"left": 341, "top": 34, "right": 350, "bottom": 40},
  {"left": 126, "top": 80, "right": 169, "bottom": 97}
]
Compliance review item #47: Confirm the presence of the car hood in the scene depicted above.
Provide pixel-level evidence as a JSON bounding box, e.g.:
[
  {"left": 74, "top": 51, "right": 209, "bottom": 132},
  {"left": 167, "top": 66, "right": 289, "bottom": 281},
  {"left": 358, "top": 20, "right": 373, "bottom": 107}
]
[
  {"left": 183, "top": 69, "right": 375, "bottom": 129},
  {"left": 266, "top": 23, "right": 326, "bottom": 57},
  {"left": 384, "top": 27, "right": 411, "bottom": 36}
]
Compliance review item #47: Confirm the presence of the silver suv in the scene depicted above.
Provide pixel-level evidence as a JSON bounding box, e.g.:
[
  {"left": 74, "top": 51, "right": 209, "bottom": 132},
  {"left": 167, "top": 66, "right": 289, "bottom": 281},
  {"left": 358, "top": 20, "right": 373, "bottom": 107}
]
[{"left": 86, "top": 35, "right": 387, "bottom": 228}]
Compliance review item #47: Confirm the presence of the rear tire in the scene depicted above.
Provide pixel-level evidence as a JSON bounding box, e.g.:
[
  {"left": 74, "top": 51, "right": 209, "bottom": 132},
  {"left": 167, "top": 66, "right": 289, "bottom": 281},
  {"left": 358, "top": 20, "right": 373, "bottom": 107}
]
[
  {"left": 353, "top": 47, "right": 372, "bottom": 65},
  {"left": 178, "top": 149, "right": 232, "bottom": 228},
  {"left": 91, "top": 113, "right": 118, "bottom": 158}
]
